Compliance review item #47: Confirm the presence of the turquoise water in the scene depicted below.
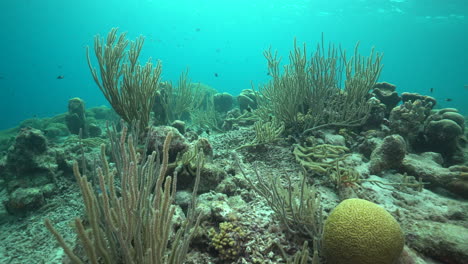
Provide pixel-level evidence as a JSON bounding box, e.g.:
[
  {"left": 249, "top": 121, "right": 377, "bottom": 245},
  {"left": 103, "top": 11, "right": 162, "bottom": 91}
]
[{"left": 0, "top": 0, "right": 466, "bottom": 130}]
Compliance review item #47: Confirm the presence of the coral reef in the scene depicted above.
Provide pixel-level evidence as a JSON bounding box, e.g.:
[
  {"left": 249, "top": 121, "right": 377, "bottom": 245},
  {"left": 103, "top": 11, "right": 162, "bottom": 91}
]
[
  {"left": 0, "top": 95, "right": 466, "bottom": 263},
  {"left": 0, "top": 34, "right": 467, "bottom": 264}
]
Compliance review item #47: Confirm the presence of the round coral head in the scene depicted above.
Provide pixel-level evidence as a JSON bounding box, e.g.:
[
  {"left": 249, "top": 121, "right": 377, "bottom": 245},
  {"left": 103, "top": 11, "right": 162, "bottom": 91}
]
[{"left": 322, "top": 198, "right": 404, "bottom": 264}]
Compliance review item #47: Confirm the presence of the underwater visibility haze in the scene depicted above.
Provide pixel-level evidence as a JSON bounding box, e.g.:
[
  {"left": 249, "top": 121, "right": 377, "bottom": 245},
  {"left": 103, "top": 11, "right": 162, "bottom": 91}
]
[
  {"left": 0, "top": 0, "right": 467, "bottom": 128},
  {"left": 0, "top": 0, "right": 468, "bottom": 264}
]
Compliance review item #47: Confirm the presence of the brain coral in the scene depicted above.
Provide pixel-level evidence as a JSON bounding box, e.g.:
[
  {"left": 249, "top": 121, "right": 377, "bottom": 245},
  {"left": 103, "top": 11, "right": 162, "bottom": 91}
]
[{"left": 322, "top": 198, "right": 404, "bottom": 264}]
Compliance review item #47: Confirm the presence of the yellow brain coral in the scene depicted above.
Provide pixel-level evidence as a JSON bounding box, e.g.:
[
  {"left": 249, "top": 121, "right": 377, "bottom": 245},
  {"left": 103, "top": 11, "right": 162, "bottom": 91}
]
[{"left": 322, "top": 198, "right": 404, "bottom": 264}]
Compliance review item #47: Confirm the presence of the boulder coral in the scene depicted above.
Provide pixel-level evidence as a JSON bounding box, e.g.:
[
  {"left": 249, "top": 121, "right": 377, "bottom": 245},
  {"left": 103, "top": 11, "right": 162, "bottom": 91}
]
[
  {"left": 423, "top": 108, "right": 465, "bottom": 164},
  {"left": 65, "top": 97, "right": 87, "bottom": 137},
  {"left": 322, "top": 198, "right": 404, "bottom": 264},
  {"left": 147, "top": 126, "right": 189, "bottom": 163},
  {"left": 6, "top": 127, "right": 48, "bottom": 174},
  {"left": 3, "top": 127, "right": 57, "bottom": 216},
  {"left": 369, "top": 134, "right": 407, "bottom": 174},
  {"left": 371, "top": 82, "right": 401, "bottom": 114},
  {"left": 389, "top": 100, "right": 429, "bottom": 147},
  {"left": 401, "top": 92, "right": 436, "bottom": 108},
  {"left": 214, "top": 92, "right": 234, "bottom": 113},
  {"left": 237, "top": 89, "right": 258, "bottom": 113}
]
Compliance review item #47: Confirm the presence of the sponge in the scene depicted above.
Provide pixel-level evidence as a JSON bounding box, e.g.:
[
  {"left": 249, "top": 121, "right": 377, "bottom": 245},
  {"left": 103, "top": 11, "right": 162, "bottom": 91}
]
[{"left": 322, "top": 198, "right": 404, "bottom": 264}]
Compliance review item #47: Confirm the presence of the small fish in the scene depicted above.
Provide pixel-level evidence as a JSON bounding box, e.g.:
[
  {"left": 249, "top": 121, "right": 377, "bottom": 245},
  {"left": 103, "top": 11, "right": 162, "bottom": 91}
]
[
  {"left": 195, "top": 28, "right": 201, "bottom": 32},
  {"left": 464, "top": 85, "right": 468, "bottom": 89},
  {"left": 96, "top": 186, "right": 110, "bottom": 195},
  {"left": 214, "top": 73, "right": 219, "bottom": 77},
  {"left": 445, "top": 98, "right": 453, "bottom": 102},
  {"left": 57, "top": 75, "right": 64, "bottom": 79},
  {"left": 267, "top": 72, "right": 271, "bottom": 76},
  {"left": 429, "top": 87, "right": 434, "bottom": 93}
]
